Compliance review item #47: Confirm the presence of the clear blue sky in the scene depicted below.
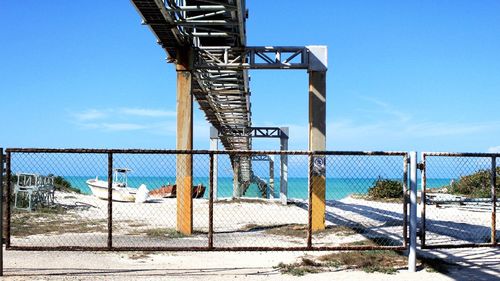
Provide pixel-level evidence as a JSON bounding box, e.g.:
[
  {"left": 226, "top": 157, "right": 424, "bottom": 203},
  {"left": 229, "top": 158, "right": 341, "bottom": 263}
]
[{"left": 1, "top": 1, "right": 500, "bottom": 152}]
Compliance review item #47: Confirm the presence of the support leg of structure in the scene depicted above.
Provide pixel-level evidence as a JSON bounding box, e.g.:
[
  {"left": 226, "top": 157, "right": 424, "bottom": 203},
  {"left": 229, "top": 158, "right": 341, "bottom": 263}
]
[
  {"left": 269, "top": 156, "right": 274, "bottom": 199},
  {"left": 209, "top": 138, "right": 218, "bottom": 201},
  {"left": 176, "top": 50, "right": 193, "bottom": 235},
  {"left": 309, "top": 70, "right": 326, "bottom": 231},
  {"left": 280, "top": 127, "right": 289, "bottom": 205},
  {"left": 232, "top": 158, "right": 240, "bottom": 198}
]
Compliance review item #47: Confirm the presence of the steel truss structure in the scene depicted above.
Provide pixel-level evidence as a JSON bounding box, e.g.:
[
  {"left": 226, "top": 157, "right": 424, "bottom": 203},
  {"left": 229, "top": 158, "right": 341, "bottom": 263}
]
[{"left": 131, "top": 0, "right": 324, "bottom": 152}]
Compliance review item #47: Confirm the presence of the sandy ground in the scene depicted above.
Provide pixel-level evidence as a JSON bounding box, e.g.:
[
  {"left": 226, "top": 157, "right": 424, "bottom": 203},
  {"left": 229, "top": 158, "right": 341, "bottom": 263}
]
[
  {"left": 6, "top": 192, "right": 500, "bottom": 280},
  {"left": 2, "top": 247, "right": 499, "bottom": 281},
  {"left": 10, "top": 191, "right": 497, "bottom": 248},
  {"left": 11, "top": 192, "right": 407, "bottom": 248}
]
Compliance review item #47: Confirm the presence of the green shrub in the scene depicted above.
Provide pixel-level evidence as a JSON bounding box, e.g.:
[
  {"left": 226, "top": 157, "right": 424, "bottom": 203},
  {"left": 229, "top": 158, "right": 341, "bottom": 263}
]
[
  {"left": 53, "top": 176, "right": 80, "bottom": 194},
  {"left": 368, "top": 177, "right": 403, "bottom": 199},
  {"left": 450, "top": 167, "right": 500, "bottom": 198}
]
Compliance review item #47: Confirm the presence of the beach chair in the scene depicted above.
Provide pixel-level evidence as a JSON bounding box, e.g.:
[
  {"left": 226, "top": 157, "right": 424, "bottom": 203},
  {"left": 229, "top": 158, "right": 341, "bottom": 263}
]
[
  {"left": 14, "top": 173, "right": 56, "bottom": 211},
  {"left": 14, "top": 173, "right": 39, "bottom": 211}
]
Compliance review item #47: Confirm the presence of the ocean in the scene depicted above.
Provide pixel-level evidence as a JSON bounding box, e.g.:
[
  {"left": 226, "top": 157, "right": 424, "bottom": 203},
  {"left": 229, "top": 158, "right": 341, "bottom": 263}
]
[{"left": 67, "top": 176, "right": 452, "bottom": 200}]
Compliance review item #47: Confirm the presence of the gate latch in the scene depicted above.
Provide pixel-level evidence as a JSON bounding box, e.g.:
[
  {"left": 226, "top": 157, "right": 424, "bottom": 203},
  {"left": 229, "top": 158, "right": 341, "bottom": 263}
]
[{"left": 417, "top": 162, "right": 425, "bottom": 170}]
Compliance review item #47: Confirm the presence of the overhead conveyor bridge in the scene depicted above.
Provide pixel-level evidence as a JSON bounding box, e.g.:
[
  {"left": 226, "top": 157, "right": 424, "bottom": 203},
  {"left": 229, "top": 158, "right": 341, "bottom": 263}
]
[{"left": 131, "top": 0, "right": 327, "bottom": 235}]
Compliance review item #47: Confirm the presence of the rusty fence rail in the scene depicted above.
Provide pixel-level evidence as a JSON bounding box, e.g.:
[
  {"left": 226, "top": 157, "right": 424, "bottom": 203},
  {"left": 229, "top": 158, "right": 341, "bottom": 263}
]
[
  {"left": 421, "top": 152, "right": 499, "bottom": 249},
  {"left": 3, "top": 148, "right": 408, "bottom": 252}
]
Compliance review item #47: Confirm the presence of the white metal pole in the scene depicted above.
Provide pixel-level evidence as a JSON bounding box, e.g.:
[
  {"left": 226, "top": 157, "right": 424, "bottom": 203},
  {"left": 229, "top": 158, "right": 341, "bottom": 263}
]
[{"left": 408, "top": 151, "right": 417, "bottom": 272}]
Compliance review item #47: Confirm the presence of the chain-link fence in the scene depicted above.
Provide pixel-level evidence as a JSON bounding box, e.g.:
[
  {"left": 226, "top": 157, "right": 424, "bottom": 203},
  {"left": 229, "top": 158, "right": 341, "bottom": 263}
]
[
  {"left": 421, "top": 153, "right": 499, "bottom": 248},
  {"left": 3, "top": 148, "right": 408, "bottom": 251}
]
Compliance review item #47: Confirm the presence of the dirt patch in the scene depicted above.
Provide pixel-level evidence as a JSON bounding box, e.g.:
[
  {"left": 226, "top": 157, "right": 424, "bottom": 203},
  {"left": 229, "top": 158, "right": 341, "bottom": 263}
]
[
  {"left": 12, "top": 209, "right": 107, "bottom": 237},
  {"left": 241, "top": 223, "right": 361, "bottom": 238}
]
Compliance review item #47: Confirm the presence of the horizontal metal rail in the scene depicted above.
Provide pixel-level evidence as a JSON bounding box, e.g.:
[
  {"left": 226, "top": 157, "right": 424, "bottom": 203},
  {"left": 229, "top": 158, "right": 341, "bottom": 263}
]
[
  {"left": 6, "top": 148, "right": 408, "bottom": 156},
  {"left": 422, "top": 152, "right": 500, "bottom": 157},
  {"left": 7, "top": 246, "right": 406, "bottom": 252}
]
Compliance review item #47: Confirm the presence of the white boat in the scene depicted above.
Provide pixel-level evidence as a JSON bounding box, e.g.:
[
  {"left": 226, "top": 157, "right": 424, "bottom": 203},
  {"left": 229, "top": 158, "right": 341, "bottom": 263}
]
[{"left": 86, "top": 168, "right": 138, "bottom": 202}]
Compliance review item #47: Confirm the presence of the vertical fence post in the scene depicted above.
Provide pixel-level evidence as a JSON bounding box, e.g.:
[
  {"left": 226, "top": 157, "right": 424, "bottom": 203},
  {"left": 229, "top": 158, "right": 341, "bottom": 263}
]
[
  {"left": 403, "top": 153, "right": 409, "bottom": 248},
  {"left": 420, "top": 153, "right": 426, "bottom": 247},
  {"left": 408, "top": 151, "right": 417, "bottom": 272},
  {"left": 5, "top": 152, "right": 10, "bottom": 249},
  {"left": 208, "top": 153, "right": 214, "bottom": 249},
  {"left": 0, "top": 148, "right": 3, "bottom": 276},
  {"left": 107, "top": 153, "right": 113, "bottom": 250},
  {"left": 307, "top": 154, "right": 313, "bottom": 249},
  {"left": 491, "top": 157, "right": 497, "bottom": 246}
]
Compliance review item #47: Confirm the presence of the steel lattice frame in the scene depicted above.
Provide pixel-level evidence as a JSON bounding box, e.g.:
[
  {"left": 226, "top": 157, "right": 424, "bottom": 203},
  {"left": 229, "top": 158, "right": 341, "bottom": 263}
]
[{"left": 131, "top": 0, "right": 251, "bottom": 151}]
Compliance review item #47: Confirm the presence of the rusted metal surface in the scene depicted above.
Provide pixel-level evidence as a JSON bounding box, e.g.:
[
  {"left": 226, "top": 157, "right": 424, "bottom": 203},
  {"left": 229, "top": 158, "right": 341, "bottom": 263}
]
[
  {"left": 421, "top": 152, "right": 499, "bottom": 248},
  {"left": 5, "top": 152, "right": 11, "bottom": 249},
  {"left": 5, "top": 148, "right": 408, "bottom": 156},
  {"left": 0, "top": 148, "right": 3, "bottom": 276},
  {"left": 208, "top": 154, "right": 214, "bottom": 249},
  {"left": 422, "top": 152, "right": 500, "bottom": 158},
  {"left": 420, "top": 153, "right": 427, "bottom": 247},
  {"left": 5, "top": 148, "right": 409, "bottom": 252},
  {"left": 7, "top": 245, "right": 407, "bottom": 252},
  {"left": 403, "top": 154, "right": 409, "bottom": 248},
  {"left": 492, "top": 157, "right": 497, "bottom": 246},
  {"left": 107, "top": 153, "right": 113, "bottom": 250},
  {"left": 307, "top": 155, "right": 313, "bottom": 249}
]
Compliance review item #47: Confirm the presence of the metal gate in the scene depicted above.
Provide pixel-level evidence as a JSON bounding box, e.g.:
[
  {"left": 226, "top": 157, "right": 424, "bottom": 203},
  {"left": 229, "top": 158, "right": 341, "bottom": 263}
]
[
  {"left": 420, "top": 152, "right": 499, "bottom": 248},
  {"left": 2, "top": 148, "right": 409, "bottom": 252}
]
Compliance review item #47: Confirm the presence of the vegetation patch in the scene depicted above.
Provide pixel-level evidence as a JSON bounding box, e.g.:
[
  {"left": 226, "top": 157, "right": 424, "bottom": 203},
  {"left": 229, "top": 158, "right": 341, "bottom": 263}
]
[
  {"left": 53, "top": 176, "right": 81, "bottom": 194},
  {"left": 318, "top": 250, "right": 405, "bottom": 274},
  {"left": 12, "top": 210, "right": 106, "bottom": 237},
  {"left": 449, "top": 167, "right": 500, "bottom": 198},
  {"left": 126, "top": 227, "right": 205, "bottom": 238},
  {"left": 241, "top": 223, "right": 362, "bottom": 238},
  {"left": 367, "top": 177, "right": 404, "bottom": 200},
  {"left": 145, "top": 228, "right": 187, "bottom": 238},
  {"left": 276, "top": 258, "right": 323, "bottom": 276},
  {"left": 127, "top": 251, "right": 157, "bottom": 260}
]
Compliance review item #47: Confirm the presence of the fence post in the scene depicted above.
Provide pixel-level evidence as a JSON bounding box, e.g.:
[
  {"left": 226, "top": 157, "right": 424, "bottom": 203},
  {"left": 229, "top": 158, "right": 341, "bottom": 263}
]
[
  {"left": 491, "top": 157, "right": 497, "bottom": 246},
  {"left": 0, "top": 148, "right": 3, "bottom": 276},
  {"left": 408, "top": 151, "right": 417, "bottom": 272},
  {"left": 208, "top": 153, "right": 214, "bottom": 249},
  {"left": 307, "top": 154, "right": 313, "bottom": 249},
  {"left": 107, "top": 153, "right": 113, "bottom": 250},
  {"left": 5, "top": 152, "right": 10, "bottom": 249},
  {"left": 403, "top": 153, "right": 409, "bottom": 248},
  {"left": 420, "top": 152, "right": 426, "bottom": 247}
]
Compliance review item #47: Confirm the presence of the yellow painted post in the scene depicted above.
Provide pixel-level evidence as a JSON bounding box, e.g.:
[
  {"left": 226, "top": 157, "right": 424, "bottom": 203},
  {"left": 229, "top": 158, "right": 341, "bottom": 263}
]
[
  {"left": 176, "top": 49, "right": 193, "bottom": 235},
  {"left": 309, "top": 70, "right": 327, "bottom": 231}
]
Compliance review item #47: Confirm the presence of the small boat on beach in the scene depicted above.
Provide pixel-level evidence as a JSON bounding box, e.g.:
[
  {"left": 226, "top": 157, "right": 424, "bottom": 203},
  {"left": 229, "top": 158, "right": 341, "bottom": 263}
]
[
  {"left": 149, "top": 183, "right": 206, "bottom": 199},
  {"left": 86, "top": 168, "right": 140, "bottom": 202}
]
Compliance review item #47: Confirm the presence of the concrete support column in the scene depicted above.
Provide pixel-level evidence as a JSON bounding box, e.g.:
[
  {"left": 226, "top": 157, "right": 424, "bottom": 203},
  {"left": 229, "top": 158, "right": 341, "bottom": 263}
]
[
  {"left": 176, "top": 49, "right": 193, "bottom": 235},
  {"left": 209, "top": 127, "right": 219, "bottom": 201},
  {"left": 232, "top": 158, "right": 241, "bottom": 198},
  {"left": 280, "top": 127, "right": 289, "bottom": 205},
  {"left": 307, "top": 46, "right": 327, "bottom": 231}
]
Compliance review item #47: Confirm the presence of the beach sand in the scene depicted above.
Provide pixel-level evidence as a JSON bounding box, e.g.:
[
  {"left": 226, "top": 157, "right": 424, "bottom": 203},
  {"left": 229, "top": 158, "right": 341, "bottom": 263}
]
[{"left": 9, "top": 190, "right": 496, "bottom": 249}]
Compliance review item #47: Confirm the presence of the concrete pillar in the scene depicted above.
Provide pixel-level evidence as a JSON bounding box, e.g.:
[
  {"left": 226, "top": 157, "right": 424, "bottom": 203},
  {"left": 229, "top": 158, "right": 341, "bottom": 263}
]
[
  {"left": 280, "top": 127, "right": 289, "bottom": 205},
  {"left": 232, "top": 158, "right": 241, "bottom": 198},
  {"left": 269, "top": 156, "right": 275, "bottom": 199},
  {"left": 209, "top": 127, "right": 219, "bottom": 200},
  {"left": 307, "top": 46, "right": 327, "bottom": 231},
  {"left": 176, "top": 49, "right": 193, "bottom": 235}
]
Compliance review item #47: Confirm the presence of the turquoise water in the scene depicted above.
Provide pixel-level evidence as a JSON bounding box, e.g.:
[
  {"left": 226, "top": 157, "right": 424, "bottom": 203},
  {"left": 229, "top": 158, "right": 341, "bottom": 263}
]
[{"left": 67, "top": 176, "right": 452, "bottom": 200}]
